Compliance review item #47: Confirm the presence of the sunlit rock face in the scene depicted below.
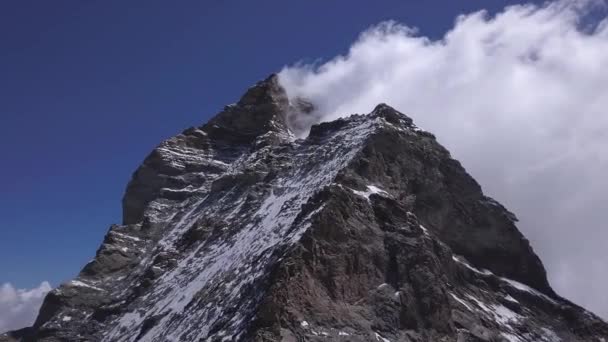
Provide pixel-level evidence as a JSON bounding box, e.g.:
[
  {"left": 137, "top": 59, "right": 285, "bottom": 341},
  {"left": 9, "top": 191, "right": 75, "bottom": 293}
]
[{"left": 4, "top": 75, "right": 606, "bottom": 342}]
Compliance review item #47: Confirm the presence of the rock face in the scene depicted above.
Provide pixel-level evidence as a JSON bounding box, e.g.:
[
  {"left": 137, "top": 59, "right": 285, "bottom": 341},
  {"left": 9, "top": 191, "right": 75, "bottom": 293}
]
[{"left": 4, "top": 75, "right": 607, "bottom": 342}]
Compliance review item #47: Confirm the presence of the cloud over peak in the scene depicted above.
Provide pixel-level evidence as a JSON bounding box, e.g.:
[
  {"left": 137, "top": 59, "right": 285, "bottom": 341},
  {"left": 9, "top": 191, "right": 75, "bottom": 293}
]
[{"left": 279, "top": 0, "right": 608, "bottom": 318}]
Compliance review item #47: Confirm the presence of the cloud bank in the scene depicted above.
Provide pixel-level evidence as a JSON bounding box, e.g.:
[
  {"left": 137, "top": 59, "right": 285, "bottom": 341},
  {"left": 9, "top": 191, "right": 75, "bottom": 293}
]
[
  {"left": 0, "top": 282, "right": 51, "bottom": 333},
  {"left": 279, "top": 0, "right": 608, "bottom": 317}
]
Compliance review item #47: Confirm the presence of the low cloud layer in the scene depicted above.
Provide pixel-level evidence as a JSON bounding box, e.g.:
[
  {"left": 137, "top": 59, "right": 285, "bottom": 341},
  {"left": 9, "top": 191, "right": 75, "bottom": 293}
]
[
  {"left": 279, "top": 0, "right": 608, "bottom": 317},
  {"left": 0, "top": 282, "right": 51, "bottom": 333}
]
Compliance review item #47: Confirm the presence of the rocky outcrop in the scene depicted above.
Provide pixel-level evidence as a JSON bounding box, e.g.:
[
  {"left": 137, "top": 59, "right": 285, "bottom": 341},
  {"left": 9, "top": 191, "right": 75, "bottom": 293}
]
[{"left": 5, "top": 75, "right": 606, "bottom": 341}]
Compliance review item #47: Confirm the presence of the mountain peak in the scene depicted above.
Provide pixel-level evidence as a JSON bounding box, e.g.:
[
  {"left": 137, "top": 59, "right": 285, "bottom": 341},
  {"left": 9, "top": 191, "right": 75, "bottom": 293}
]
[
  {"left": 371, "top": 103, "right": 416, "bottom": 128},
  {"left": 204, "top": 74, "right": 291, "bottom": 141},
  {"left": 13, "top": 77, "right": 608, "bottom": 342},
  {"left": 237, "top": 74, "right": 284, "bottom": 107}
]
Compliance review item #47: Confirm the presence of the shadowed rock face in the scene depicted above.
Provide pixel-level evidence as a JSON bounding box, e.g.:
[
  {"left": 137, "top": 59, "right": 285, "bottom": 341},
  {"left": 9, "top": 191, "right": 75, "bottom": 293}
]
[{"left": 4, "top": 75, "right": 606, "bottom": 342}]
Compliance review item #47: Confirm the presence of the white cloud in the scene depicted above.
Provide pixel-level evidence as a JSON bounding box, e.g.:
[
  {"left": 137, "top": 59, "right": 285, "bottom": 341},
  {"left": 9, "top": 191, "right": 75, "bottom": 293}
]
[
  {"left": 279, "top": 0, "right": 608, "bottom": 318},
  {"left": 0, "top": 281, "right": 52, "bottom": 333}
]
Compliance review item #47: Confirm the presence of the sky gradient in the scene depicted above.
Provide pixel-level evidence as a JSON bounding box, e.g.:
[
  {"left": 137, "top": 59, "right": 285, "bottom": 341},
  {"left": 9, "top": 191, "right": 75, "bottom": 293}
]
[{"left": 1, "top": 0, "right": 544, "bottom": 290}]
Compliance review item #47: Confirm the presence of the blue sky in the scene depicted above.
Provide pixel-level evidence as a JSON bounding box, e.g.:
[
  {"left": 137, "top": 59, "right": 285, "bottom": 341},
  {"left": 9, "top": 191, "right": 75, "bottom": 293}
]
[{"left": 0, "top": 0, "right": 545, "bottom": 289}]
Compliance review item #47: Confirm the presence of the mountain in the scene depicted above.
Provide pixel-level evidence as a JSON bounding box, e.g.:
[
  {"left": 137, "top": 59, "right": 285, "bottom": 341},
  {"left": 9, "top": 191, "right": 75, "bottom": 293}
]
[{"left": 3, "top": 75, "right": 607, "bottom": 342}]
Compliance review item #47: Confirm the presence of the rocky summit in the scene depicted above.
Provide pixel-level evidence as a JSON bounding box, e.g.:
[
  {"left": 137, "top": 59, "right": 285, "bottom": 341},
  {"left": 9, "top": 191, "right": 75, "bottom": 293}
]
[{"left": 3, "top": 75, "right": 607, "bottom": 342}]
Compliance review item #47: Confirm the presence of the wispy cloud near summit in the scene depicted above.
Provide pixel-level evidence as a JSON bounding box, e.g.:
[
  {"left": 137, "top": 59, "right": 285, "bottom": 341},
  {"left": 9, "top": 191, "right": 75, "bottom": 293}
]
[{"left": 279, "top": 0, "right": 608, "bottom": 317}]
